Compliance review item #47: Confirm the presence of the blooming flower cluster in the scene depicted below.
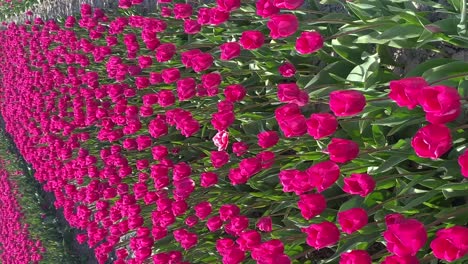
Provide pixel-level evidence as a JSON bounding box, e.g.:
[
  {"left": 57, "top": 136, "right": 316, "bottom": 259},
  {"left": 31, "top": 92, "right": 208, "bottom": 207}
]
[
  {"left": 0, "top": 164, "right": 44, "bottom": 263},
  {"left": 389, "top": 77, "right": 468, "bottom": 172}
]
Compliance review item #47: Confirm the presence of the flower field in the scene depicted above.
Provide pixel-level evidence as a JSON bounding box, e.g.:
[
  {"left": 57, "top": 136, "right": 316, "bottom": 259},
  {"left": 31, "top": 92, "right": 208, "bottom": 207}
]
[
  {"left": 0, "top": 130, "right": 83, "bottom": 263},
  {"left": 0, "top": 0, "right": 467, "bottom": 263},
  {"left": 0, "top": 154, "right": 44, "bottom": 263}
]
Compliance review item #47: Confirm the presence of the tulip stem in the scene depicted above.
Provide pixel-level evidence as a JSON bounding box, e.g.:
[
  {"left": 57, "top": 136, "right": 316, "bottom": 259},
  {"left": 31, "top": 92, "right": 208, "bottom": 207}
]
[
  {"left": 303, "top": 19, "right": 359, "bottom": 25},
  {"left": 340, "top": 165, "right": 369, "bottom": 173},
  {"left": 459, "top": 0, "right": 467, "bottom": 35},
  {"left": 418, "top": 255, "right": 437, "bottom": 263},
  {"left": 292, "top": 248, "right": 315, "bottom": 260},
  {"left": 279, "top": 10, "right": 327, "bottom": 15},
  {"left": 338, "top": 116, "right": 382, "bottom": 122},
  {"left": 368, "top": 193, "right": 421, "bottom": 214},
  {"left": 325, "top": 23, "right": 395, "bottom": 41},
  {"left": 366, "top": 97, "right": 390, "bottom": 102},
  {"left": 453, "top": 123, "right": 468, "bottom": 130},
  {"left": 370, "top": 248, "right": 389, "bottom": 260},
  {"left": 428, "top": 72, "right": 468, "bottom": 85},
  {"left": 360, "top": 145, "right": 393, "bottom": 155},
  {"left": 426, "top": 206, "right": 468, "bottom": 228},
  {"left": 376, "top": 172, "right": 432, "bottom": 182},
  {"left": 327, "top": 193, "right": 350, "bottom": 201}
]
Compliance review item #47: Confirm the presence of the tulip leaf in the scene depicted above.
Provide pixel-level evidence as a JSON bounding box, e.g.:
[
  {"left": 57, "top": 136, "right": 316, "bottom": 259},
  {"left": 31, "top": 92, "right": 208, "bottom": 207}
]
[
  {"left": 419, "top": 178, "right": 448, "bottom": 189},
  {"left": 300, "top": 60, "right": 354, "bottom": 89},
  {"left": 431, "top": 18, "right": 460, "bottom": 35},
  {"left": 405, "top": 58, "right": 456, "bottom": 77},
  {"left": 271, "top": 200, "right": 296, "bottom": 214},
  {"left": 373, "top": 156, "right": 407, "bottom": 174},
  {"left": 364, "top": 190, "right": 391, "bottom": 208},
  {"left": 373, "top": 107, "right": 422, "bottom": 127},
  {"left": 331, "top": 36, "right": 367, "bottom": 64},
  {"left": 402, "top": 190, "right": 440, "bottom": 210},
  {"left": 249, "top": 191, "right": 288, "bottom": 202},
  {"left": 437, "top": 182, "right": 468, "bottom": 198},
  {"left": 372, "top": 125, "right": 386, "bottom": 147},
  {"left": 321, "top": 233, "right": 380, "bottom": 263},
  {"left": 376, "top": 178, "right": 396, "bottom": 190},
  {"left": 346, "top": 53, "right": 380, "bottom": 84},
  {"left": 338, "top": 196, "right": 365, "bottom": 212},
  {"left": 457, "top": 79, "right": 468, "bottom": 97},
  {"left": 396, "top": 174, "right": 428, "bottom": 195},
  {"left": 283, "top": 243, "right": 304, "bottom": 257},
  {"left": 422, "top": 61, "right": 468, "bottom": 86},
  {"left": 376, "top": 24, "right": 423, "bottom": 41},
  {"left": 386, "top": 117, "right": 425, "bottom": 136}
]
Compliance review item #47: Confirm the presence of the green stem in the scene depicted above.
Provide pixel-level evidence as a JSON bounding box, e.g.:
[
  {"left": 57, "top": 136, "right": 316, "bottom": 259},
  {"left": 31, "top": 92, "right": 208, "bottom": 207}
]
[
  {"left": 371, "top": 248, "right": 388, "bottom": 261},
  {"left": 367, "top": 97, "right": 390, "bottom": 102},
  {"left": 303, "top": 18, "right": 358, "bottom": 25},
  {"left": 360, "top": 145, "right": 393, "bottom": 155},
  {"left": 426, "top": 206, "right": 468, "bottom": 228},
  {"left": 368, "top": 193, "right": 421, "bottom": 214},
  {"left": 453, "top": 123, "right": 468, "bottom": 130},
  {"left": 428, "top": 72, "right": 468, "bottom": 85},
  {"left": 325, "top": 23, "right": 395, "bottom": 41},
  {"left": 375, "top": 172, "right": 430, "bottom": 182},
  {"left": 338, "top": 116, "right": 383, "bottom": 122},
  {"left": 459, "top": 0, "right": 467, "bottom": 35}
]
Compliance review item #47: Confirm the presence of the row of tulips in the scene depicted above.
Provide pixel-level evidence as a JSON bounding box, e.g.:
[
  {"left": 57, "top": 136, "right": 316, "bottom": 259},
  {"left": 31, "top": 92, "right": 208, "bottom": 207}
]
[
  {"left": 0, "top": 0, "right": 467, "bottom": 264},
  {"left": 0, "top": 130, "right": 85, "bottom": 263},
  {"left": 0, "top": 144, "right": 44, "bottom": 262}
]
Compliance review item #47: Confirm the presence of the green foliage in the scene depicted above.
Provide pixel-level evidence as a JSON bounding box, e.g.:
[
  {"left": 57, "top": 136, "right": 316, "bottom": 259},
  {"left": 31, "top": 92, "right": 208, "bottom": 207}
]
[{"left": 0, "top": 0, "right": 38, "bottom": 21}]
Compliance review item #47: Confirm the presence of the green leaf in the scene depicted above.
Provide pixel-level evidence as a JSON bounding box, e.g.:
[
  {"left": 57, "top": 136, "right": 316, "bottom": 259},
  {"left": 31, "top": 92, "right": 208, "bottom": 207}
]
[
  {"left": 419, "top": 178, "right": 448, "bottom": 189},
  {"left": 431, "top": 18, "right": 459, "bottom": 35},
  {"left": 283, "top": 243, "right": 304, "bottom": 257},
  {"left": 376, "top": 178, "right": 396, "bottom": 190},
  {"left": 321, "top": 233, "right": 380, "bottom": 263},
  {"left": 346, "top": 53, "right": 380, "bottom": 84},
  {"left": 339, "top": 196, "right": 365, "bottom": 212},
  {"left": 402, "top": 190, "right": 439, "bottom": 210},
  {"left": 271, "top": 200, "right": 296, "bottom": 214},
  {"left": 373, "top": 109, "right": 416, "bottom": 126},
  {"left": 299, "top": 152, "right": 326, "bottom": 161},
  {"left": 376, "top": 24, "right": 423, "bottom": 41},
  {"left": 458, "top": 79, "right": 468, "bottom": 97},
  {"left": 331, "top": 36, "right": 367, "bottom": 64},
  {"left": 437, "top": 182, "right": 468, "bottom": 198},
  {"left": 397, "top": 174, "right": 428, "bottom": 195},
  {"left": 249, "top": 191, "right": 289, "bottom": 201},
  {"left": 372, "top": 125, "right": 386, "bottom": 147},
  {"left": 422, "top": 61, "right": 468, "bottom": 86},
  {"left": 299, "top": 60, "right": 354, "bottom": 89},
  {"left": 373, "top": 156, "right": 407, "bottom": 174},
  {"left": 405, "top": 58, "right": 456, "bottom": 77},
  {"left": 377, "top": 44, "right": 400, "bottom": 67},
  {"left": 387, "top": 117, "right": 426, "bottom": 136},
  {"left": 447, "top": 0, "right": 461, "bottom": 11}
]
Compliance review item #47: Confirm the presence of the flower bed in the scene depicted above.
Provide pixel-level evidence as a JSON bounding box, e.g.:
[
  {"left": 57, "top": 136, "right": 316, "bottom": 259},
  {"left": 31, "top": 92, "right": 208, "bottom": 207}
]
[
  {"left": 0, "top": 167, "right": 44, "bottom": 263},
  {"left": 0, "top": 130, "right": 83, "bottom": 263},
  {"left": 0, "top": 1, "right": 467, "bottom": 263}
]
